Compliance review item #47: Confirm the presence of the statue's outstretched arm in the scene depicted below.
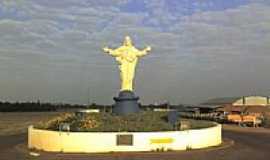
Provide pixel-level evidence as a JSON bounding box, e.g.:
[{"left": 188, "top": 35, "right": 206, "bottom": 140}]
[
  {"left": 137, "top": 46, "right": 151, "bottom": 57},
  {"left": 103, "top": 47, "right": 121, "bottom": 57}
]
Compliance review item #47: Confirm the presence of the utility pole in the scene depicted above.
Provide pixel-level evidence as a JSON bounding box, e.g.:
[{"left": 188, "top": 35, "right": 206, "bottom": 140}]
[{"left": 87, "top": 86, "right": 91, "bottom": 108}]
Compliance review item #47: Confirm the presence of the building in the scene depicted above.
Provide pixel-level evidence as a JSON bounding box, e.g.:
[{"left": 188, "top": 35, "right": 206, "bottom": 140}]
[{"left": 201, "top": 96, "right": 270, "bottom": 115}]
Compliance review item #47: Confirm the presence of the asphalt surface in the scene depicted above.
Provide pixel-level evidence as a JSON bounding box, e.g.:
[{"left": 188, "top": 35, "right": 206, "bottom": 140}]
[
  {"left": 0, "top": 134, "right": 27, "bottom": 160},
  {"left": 0, "top": 127, "right": 270, "bottom": 160}
]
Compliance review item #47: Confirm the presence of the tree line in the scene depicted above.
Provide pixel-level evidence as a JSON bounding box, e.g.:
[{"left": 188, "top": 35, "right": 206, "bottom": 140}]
[
  {"left": 0, "top": 101, "right": 87, "bottom": 112},
  {"left": 0, "top": 101, "right": 186, "bottom": 112}
]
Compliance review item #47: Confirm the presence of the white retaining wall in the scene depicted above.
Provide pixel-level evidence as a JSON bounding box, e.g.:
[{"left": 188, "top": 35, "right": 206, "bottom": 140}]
[{"left": 28, "top": 124, "right": 222, "bottom": 153}]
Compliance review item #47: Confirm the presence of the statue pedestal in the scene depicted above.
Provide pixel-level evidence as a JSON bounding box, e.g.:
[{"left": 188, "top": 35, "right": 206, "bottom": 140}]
[{"left": 113, "top": 91, "right": 140, "bottom": 116}]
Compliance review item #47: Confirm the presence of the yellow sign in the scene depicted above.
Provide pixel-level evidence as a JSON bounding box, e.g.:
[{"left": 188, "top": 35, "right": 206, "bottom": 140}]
[{"left": 150, "top": 138, "right": 174, "bottom": 144}]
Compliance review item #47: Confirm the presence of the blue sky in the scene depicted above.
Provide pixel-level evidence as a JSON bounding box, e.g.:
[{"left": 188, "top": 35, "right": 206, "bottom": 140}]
[{"left": 0, "top": 0, "right": 270, "bottom": 104}]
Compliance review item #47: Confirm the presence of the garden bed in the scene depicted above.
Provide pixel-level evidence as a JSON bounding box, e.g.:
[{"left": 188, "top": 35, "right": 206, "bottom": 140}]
[{"left": 35, "top": 111, "right": 216, "bottom": 132}]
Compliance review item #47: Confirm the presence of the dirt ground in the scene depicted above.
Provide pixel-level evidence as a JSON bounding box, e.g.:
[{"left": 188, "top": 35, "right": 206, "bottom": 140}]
[
  {"left": 1, "top": 112, "right": 270, "bottom": 160},
  {"left": 0, "top": 112, "right": 62, "bottom": 136}
]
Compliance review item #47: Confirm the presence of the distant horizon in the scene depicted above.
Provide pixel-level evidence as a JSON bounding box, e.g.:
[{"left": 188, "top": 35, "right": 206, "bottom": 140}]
[
  {"left": 1, "top": 94, "right": 270, "bottom": 106},
  {"left": 1, "top": 0, "right": 270, "bottom": 105}
]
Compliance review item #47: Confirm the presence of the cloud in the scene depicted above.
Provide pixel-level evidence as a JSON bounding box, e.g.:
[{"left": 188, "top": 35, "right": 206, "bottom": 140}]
[
  {"left": 0, "top": 0, "right": 270, "bottom": 104},
  {"left": 169, "top": 3, "right": 270, "bottom": 50}
]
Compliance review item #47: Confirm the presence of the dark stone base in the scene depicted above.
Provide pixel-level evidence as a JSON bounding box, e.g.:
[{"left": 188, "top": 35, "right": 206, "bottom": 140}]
[{"left": 113, "top": 91, "right": 140, "bottom": 116}]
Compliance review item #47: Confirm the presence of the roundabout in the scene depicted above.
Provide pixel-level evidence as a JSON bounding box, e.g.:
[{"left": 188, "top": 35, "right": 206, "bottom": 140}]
[
  {"left": 28, "top": 120, "right": 222, "bottom": 153},
  {"left": 2, "top": 120, "right": 270, "bottom": 160},
  {"left": 28, "top": 111, "right": 222, "bottom": 153},
  {"left": 27, "top": 37, "right": 221, "bottom": 154}
]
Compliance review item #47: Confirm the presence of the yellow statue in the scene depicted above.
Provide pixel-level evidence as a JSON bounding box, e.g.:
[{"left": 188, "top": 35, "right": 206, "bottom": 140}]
[{"left": 103, "top": 36, "right": 151, "bottom": 91}]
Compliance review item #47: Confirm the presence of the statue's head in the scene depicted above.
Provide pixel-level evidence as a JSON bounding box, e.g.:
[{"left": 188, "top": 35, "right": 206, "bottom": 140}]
[{"left": 123, "top": 36, "right": 133, "bottom": 46}]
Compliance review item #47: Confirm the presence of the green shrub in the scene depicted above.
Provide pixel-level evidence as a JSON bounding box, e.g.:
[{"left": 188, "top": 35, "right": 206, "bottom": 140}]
[
  {"left": 35, "top": 113, "right": 75, "bottom": 130},
  {"left": 187, "top": 119, "right": 216, "bottom": 129},
  {"left": 35, "top": 111, "right": 215, "bottom": 132},
  {"left": 263, "top": 114, "right": 270, "bottom": 128}
]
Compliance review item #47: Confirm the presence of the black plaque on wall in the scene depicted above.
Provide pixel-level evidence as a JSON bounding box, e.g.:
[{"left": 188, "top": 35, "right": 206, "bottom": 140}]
[{"left": 116, "top": 134, "right": 133, "bottom": 146}]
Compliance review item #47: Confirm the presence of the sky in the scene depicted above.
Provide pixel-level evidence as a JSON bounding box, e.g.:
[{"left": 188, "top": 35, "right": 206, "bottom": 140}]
[{"left": 0, "top": 0, "right": 270, "bottom": 105}]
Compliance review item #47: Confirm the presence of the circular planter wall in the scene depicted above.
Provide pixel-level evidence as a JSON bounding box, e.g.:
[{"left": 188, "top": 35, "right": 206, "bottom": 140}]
[{"left": 28, "top": 124, "right": 222, "bottom": 153}]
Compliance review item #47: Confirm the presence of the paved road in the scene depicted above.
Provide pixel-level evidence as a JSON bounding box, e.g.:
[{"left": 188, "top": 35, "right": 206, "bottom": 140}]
[
  {"left": 0, "top": 134, "right": 27, "bottom": 160},
  {"left": 1, "top": 127, "right": 270, "bottom": 160}
]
